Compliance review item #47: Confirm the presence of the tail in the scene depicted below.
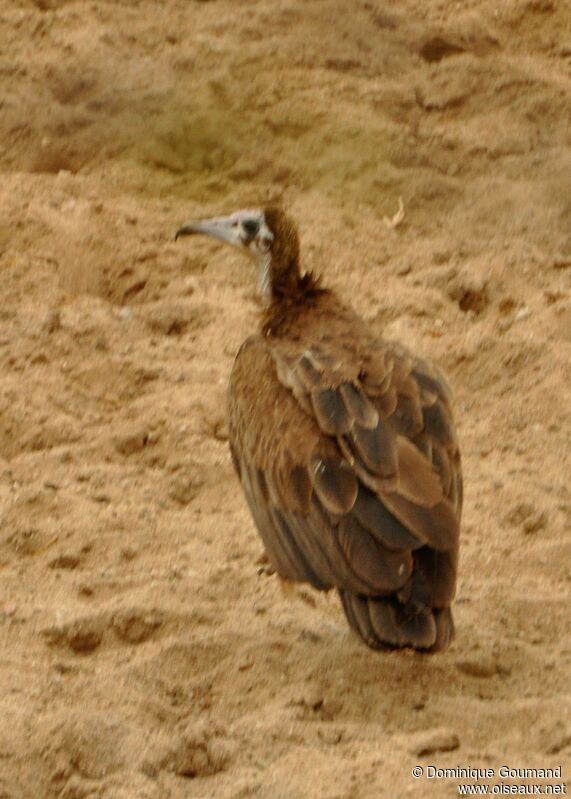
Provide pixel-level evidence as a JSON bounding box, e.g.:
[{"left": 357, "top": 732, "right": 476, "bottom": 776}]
[{"left": 338, "top": 590, "right": 454, "bottom": 653}]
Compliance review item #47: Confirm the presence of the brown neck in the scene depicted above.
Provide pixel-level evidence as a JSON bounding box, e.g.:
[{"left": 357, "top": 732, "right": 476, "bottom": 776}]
[
  {"left": 269, "top": 250, "right": 302, "bottom": 300},
  {"left": 263, "top": 206, "right": 302, "bottom": 301},
  {"left": 260, "top": 206, "right": 326, "bottom": 332},
  {"left": 262, "top": 273, "right": 327, "bottom": 336}
]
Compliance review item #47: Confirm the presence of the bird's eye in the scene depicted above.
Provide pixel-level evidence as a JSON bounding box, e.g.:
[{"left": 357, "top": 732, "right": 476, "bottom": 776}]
[{"left": 243, "top": 219, "right": 260, "bottom": 237}]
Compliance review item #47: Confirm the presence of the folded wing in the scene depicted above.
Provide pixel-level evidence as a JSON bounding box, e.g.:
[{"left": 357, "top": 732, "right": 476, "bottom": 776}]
[{"left": 228, "top": 328, "right": 462, "bottom": 652}]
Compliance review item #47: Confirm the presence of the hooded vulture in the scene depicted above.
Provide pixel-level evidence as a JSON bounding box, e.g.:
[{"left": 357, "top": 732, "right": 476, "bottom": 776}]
[{"left": 175, "top": 207, "right": 462, "bottom": 652}]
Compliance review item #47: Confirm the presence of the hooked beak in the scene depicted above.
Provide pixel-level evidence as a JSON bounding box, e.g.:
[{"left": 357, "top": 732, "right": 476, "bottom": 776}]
[{"left": 174, "top": 215, "right": 242, "bottom": 248}]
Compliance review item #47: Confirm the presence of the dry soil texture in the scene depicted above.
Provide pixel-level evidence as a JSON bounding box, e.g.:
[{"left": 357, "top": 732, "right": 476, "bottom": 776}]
[{"left": 0, "top": 1, "right": 570, "bottom": 797}]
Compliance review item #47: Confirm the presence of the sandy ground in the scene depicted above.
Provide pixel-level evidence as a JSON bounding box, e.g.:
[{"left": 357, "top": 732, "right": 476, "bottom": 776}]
[{"left": 0, "top": 0, "right": 570, "bottom": 797}]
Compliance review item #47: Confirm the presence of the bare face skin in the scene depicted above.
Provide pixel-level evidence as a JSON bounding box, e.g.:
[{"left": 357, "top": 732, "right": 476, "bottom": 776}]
[{"left": 175, "top": 210, "right": 275, "bottom": 299}]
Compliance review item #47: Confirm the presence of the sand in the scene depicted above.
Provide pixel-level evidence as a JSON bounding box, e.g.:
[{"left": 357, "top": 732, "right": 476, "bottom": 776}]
[{"left": 0, "top": 0, "right": 570, "bottom": 797}]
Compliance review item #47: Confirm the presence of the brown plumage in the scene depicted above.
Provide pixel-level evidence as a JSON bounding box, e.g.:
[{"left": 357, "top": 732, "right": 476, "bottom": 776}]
[{"left": 175, "top": 206, "right": 462, "bottom": 652}]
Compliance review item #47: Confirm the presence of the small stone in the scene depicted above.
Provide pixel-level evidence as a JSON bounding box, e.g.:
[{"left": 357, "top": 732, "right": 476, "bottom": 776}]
[
  {"left": 91, "top": 492, "right": 111, "bottom": 504},
  {"left": 317, "top": 726, "right": 343, "bottom": 745},
  {"left": 113, "top": 610, "right": 162, "bottom": 644},
  {"left": 120, "top": 546, "right": 139, "bottom": 561},
  {"left": 49, "top": 553, "right": 81, "bottom": 570},
  {"left": 298, "top": 628, "right": 321, "bottom": 643},
  {"left": 208, "top": 416, "right": 229, "bottom": 442},
  {"left": 447, "top": 273, "right": 489, "bottom": 315},
  {"left": 52, "top": 661, "right": 78, "bottom": 675},
  {"left": 144, "top": 304, "right": 196, "bottom": 336},
  {"left": 113, "top": 429, "right": 149, "bottom": 456},
  {"left": 183, "top": 277, "right": 199, "bottom": 295},
  {"left": 165, "top": 720, "right": 233, "bottom": 778},
  {"left": 455, "top": 655, "right": 499, "bottom": 678},
  {"left": 544, "top": 728, "right": 571, "bottom": 755},
  {"left": 497, "top": 318, "right": 513, "bottom": 333},
  {"left": 42, "top": 309, "right": 61, "bottom": 334},
  {"left": 68, "top": 628, "right": 103, "bottom": 653},
  {"left": 118, "top": 306, "right": 134, "bottom": 321},
  {"left": 498, "top": 296, "right": 517, "bottom": 315},
  {"left": 522, "top": 510, "right": 547, "bottom": 534},
  {"left": 432, "top": 250, "right": 451, "bottom": 265},
  {"left": 409, "top": 727, "right": 460, "bottom": 756},
  {"left": 168, "top": 470, "right": 205, "bottom": 505},
  {"left": 135, "top": 248, "right": 157, "bottom": 263},
  {"left": 515, "top": 306, "right": 532, "bottom": 321},
  {"left": 291, "top": 686, "right": 324, "bottom": 712}
]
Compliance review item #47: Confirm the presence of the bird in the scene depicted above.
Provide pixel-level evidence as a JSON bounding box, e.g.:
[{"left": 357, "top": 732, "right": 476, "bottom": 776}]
[{"left": 175, "top": 207, "right": 462, "bottom": 653}]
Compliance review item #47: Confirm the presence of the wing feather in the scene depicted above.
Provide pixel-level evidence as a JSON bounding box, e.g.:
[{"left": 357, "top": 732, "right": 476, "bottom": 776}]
[
  {"left": 228, "top": 321, "right": 462, "bottom": 651},
  {"left": 311, "top": 454, "right": 358, "bottom": 514}
]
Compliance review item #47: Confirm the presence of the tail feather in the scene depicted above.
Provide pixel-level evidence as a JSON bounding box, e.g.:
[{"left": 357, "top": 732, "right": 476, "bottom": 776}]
[{"left": 338, "top": 589, "right": 454, "bottom": 653}]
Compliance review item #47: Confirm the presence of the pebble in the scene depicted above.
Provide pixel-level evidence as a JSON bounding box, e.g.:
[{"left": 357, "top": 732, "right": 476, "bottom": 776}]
[
  {"left": 168, "top": 472, "right": 205, "bottom": 505},
  {"left": 522, "top": 510, "right": 547, "bottom": 534},
  {"left": 49, "top": 553, "right": 81, "bottom": 570},
  {"left": 146, "top": 720, "right": 234, "bottom": 778},
  {"left": 112, "top": 610, "right": 162, "bottom": 644},
  {"left": 515, "top": 306, "right": 532, "bottom": 321},
  {"left": 211, "top": 418, "right": 229, "bottom": 442},
  {"left": 317, "top": 726, "right": 343, "bottom": 745},
  {"left": 144, "top": 304, "right": 196, "bottom": 336},
  {"left": 91, "top": 492, "right": 111, "bottom": 504},
  {"left": 409, "top": 727, "right": 460, "bottom": 756},
  {"left": 544, "top": 727, "right": 571, "bottom": 755},
  {"left": 120, "top": 546, "right": 139, "bottom": 561},
  {"left": 42, "top": 309, "right": 61, "bottom": 334},
  {"left": 113, "top": 428, "right": 149, "bottom": 456},
  {"left": 455, "top": 655, "right": 500, "bottom": 678},
  {"left": 118, "top": 306, "right": 134, "bottom": 322},
  {"left": 76, "top": 470, "right": 93, "bottom": 483}
]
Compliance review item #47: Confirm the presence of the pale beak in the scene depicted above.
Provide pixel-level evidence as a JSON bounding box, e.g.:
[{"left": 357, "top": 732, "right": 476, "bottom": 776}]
[{"left": 174, "top": 215, "right": 242, "bottom": 248}]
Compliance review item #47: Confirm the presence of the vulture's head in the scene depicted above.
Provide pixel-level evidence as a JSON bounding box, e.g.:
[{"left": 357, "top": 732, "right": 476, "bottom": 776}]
[{"left": 175, "top": 206, "right": 302, "bottom": 301}]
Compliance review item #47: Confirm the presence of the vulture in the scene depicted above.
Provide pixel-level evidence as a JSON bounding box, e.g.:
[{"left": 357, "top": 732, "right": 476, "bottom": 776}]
[{"left": 175, "top": 207, "right": 462, "bottom": 653}]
